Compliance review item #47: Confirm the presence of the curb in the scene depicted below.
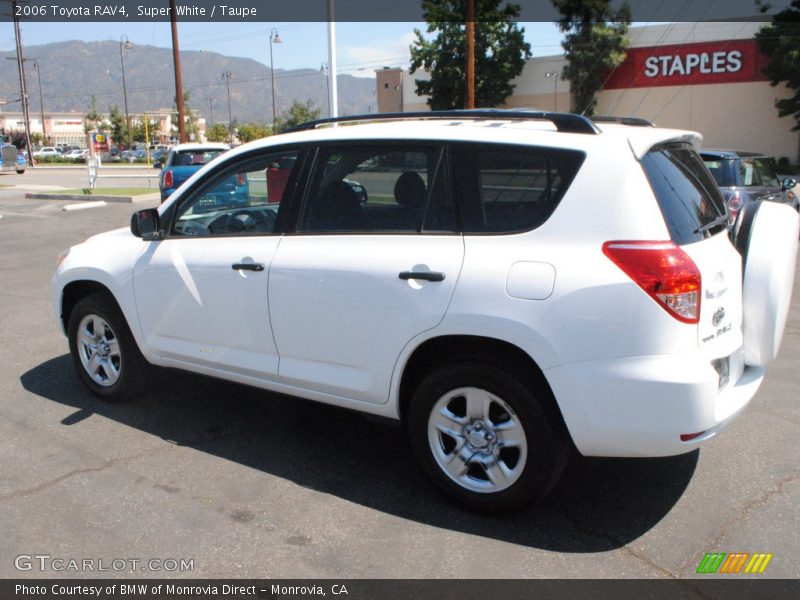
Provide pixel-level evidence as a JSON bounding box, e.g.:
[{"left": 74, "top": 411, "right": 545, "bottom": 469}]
[{"left": 25, "top": 192, "right": 160, "bottom": 204}]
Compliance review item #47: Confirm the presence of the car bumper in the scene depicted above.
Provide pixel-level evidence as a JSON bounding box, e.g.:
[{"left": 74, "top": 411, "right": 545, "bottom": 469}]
[{"left": 545, "top": 349, "right": 764, "bottom": 457}]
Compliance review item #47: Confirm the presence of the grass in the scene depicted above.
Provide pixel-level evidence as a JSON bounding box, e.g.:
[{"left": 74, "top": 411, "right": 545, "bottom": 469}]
[{"left": 56, "top": 187, "right": 156, "bottom": 196}]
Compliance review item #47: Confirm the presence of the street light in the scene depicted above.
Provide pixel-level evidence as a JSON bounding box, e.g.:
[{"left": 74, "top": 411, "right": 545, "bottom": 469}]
[
  {"left": 320, "top": 63, "right": 331, "bottom": 117},
  {"left": 545, "top": 71, "right": 559, "bottom": 112},
  {"left": 269, "top": 28, "right": 281, "bottom": 126},
  {"left": 119, "top": 35, "right": 134, "bottom": 149},
  {"left": 222, "top": 71, "right": 233, "bottom": 144}
]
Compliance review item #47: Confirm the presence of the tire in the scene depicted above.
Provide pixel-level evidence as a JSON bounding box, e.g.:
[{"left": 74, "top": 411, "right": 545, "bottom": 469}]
[
  {"left": 67, "top": 293, "right": 150, "bottom": 402},
  {"left": 407, "top": 361, "right": 569, "bottom": 514},
  {"left": 16, "top": 169, "right": 24, "bottom": 174}
]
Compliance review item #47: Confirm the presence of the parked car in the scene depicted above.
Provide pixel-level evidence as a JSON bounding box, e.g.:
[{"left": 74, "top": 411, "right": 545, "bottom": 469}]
[
  {"left": 158, "top": 143, "right": 230, "bottom": 202},
  {"left": 0, "top": 135, "right": 26, "bottom": 174},
  {"left": 32, "top": 146, "right": 62, "bottom": 158},
  {"left": 700, "top": 150, "right": 798, "bottom": 218},
  {"left": 52, "top": 111, "right": 800, "bottom": 513},
  {"left": 64, "top": 149, "right": 89, "bottom": 162}
]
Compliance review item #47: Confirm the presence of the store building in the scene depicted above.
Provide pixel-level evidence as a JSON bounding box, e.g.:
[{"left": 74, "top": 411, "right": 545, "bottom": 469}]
[{"left": 379, "top": 22, "right": 798, "bottom": 161}]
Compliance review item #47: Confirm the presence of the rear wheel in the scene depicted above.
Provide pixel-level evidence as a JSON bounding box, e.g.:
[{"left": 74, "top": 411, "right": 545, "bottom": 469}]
[
  {"left": 408, "top": 361, "right": 568, "bottom": 514},
  {"left": 67, "top": 293, "right": 149, "bottom": 401}
]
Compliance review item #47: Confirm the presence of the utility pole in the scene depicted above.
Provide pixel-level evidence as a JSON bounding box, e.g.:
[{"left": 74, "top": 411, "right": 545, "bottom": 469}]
[
  {"left": 11, "top": 0, "right": 34, "bottom": 166},
  {"left": 327, "top": 0, "right": 338, "bottom": 119},
  {"left": 119, "top": 35, "right": 133, "bottom": 149},
  {"left": 466, "top": 0, "right": 475, "bottom": 109},
  {"left": 222, "top": 71, "right": 233, "bottom": 144},
  {"left": 205, "top": 97, "right": 214, "bottom": 126},
  {"left": 269, "top": 28, "right": 281, "bottom": 126},
  {"left": 31, "top": 60, "right": 46, "bottom": 144},
  {"left": 169, "top": 0, "right": 186, "bottom": 143}
]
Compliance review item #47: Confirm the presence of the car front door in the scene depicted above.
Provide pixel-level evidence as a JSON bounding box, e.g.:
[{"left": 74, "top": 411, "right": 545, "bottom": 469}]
[
  {"left": 133, "top": 148, "right": 303, "bottom": 380},
  {"left": 268, "top": 142, "right": 464, "bottom": 404}
]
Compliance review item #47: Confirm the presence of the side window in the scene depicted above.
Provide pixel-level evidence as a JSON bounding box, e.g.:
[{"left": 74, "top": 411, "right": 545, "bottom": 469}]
[
  {"left": 171, "top": 150, "right": 300, "bottom": 237},
  {"left": 454, "top": 143, "right": 584, "bottom": 234},
  {"left": 297, "top": 144, "right": 454, "bottom": 234}
]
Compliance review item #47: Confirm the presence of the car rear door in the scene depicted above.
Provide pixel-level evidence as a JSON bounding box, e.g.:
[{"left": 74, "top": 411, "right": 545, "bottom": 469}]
[
  {"left": 642, "top": 143, "right": 744, "bottom": 379},
  {"left": 268, "top": 142, "right": 463, "bottom": 404}
]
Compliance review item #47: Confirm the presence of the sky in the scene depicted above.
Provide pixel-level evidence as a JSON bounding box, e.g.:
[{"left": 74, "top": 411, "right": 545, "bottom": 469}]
[{"left": 0, "top": 21, "right": 566, "bottom": 77}]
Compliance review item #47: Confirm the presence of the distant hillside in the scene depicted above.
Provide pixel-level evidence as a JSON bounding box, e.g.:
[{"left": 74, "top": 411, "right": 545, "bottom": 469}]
[{"left": 0, "top": 41, "right": 377, "bottom": 123}]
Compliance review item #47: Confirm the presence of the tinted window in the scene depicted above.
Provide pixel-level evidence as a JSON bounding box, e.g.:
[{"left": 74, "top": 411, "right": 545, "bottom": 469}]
[
  {"left": 700, "top": 157, "right": 734, "bottom": 187},
  {"left": 642, "top": 143, "right": 727, "bottom": 245},
  {"left": 169, "top": 149, "right": 226, "bottom": 167},
  {"left": 170, "top": 150, "right": 299, "bottom": 237},
  {"left": 298, "top": 144, "right": 454, "bottom": 234},
  {"left": 739, "top": 157, "right": 779, "bottom": 188},
  {"left": 453, "top": 143, "right": 584, "bottom": 234}
]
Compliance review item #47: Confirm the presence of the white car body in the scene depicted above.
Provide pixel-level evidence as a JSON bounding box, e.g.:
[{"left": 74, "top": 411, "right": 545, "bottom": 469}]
[{"left": 52, "top": 114, "right": 799, "bottom": 510}]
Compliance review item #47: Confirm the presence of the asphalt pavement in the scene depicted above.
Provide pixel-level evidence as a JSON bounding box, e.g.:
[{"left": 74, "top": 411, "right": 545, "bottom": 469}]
[{"left": 0, "top": 180, "right": 798, "bottom": 581}]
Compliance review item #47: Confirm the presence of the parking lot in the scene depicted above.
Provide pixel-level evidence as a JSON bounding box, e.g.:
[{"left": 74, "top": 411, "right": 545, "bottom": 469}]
[{"left": 0, "top": 171, "right": 798, "bottom": 580}]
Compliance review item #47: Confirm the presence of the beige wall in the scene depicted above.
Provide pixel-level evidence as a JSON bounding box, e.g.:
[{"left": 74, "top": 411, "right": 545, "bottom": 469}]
[
  {"left": 596, "top": 82, "right": 799, "bottom": 160},
  {"left": 376, "top": 68, "right": 404, "bottom": 113}
]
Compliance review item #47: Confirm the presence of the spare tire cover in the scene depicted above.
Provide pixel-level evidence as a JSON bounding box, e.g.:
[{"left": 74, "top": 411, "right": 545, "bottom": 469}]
[{"left": 739, "top": 201, "right": 800, "bottom": 366}]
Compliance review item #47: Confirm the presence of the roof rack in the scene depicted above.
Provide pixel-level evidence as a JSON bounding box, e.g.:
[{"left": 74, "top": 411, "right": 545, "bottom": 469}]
[
  {"left": 591, "top": 116, "right": 655, "bottom": 127},
  {"left": 285, "top": 110, "right": 601, "bottom": 135}
]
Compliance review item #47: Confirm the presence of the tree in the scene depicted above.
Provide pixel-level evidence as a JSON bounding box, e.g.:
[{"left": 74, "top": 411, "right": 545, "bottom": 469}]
[
  {"left": 755, "top": 0, "right": 800, "bottom": 131},
  {"left": 84, "top": 95, "right": 103, "bottom": 133},
  {"left": 236, "top": 123, "right": 272, "bottom": 143},
  {"left": 275, "top": 100, "right": 321, "bottom": 133},
  {"left": 409, "top": 0, "right": 531, "bottom": 110},
  {"left": 205, "top": 123, "right": 230, "bottom": 143},
  {"left": 130, "top": 117, "right": 159, "bottom": 144},
  {"left": 172, "top": 90, "right": 200, "bottom": 142},
  {"left": 108, "top": 104, "right": 128, "bottom": 148},
  {"left": 553, "top": 0, "right": 631, "bottom": 116}
]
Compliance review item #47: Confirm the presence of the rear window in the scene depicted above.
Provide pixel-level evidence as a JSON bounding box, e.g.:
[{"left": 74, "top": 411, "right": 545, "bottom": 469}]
[
  {"left": 642, "top": 143, "right": 727, "bottom": 245},
  {"left": 739, "top": 157, "right": 779, "bottom": 188},
  {"left": 170, "top": 149, "right": 225, "bottom": 167},
  {"left": 453, "top": 143, "right": 585, "bottom": 234}
]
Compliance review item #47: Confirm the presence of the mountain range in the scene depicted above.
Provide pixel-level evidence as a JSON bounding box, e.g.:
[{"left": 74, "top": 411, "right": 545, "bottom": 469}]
[{"left": 0, "top": 41, "right": 378, "bottom": 124}]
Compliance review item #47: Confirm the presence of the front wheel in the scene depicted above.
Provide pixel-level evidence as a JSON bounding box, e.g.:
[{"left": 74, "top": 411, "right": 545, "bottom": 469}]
[
  {"left": 16, "top": 169, "right": 24, "bottom": 174},
  {"left": 407, "top": 362, "right": 568, "bottom": 514},
  {"left": 67, "top": 293, "right": 149, "bottom": 401}
]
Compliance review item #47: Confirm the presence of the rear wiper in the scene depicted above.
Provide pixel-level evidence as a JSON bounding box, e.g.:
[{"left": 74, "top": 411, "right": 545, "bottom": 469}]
[{"left": 695, "top": 214, "right": 729, "bottom": 235}]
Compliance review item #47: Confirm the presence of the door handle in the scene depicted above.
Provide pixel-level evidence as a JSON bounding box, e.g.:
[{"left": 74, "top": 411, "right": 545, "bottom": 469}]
[
  {"left": 399, "top": 271, "right": 445, "bottom": 282},
  {"left": 232, "top": 263, "right": 265, "bottom": 272}
]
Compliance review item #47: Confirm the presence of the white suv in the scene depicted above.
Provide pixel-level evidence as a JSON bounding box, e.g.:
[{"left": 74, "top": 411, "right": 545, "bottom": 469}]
[{"left": 52, "top": 112, "right": 799, "bottom": 513}]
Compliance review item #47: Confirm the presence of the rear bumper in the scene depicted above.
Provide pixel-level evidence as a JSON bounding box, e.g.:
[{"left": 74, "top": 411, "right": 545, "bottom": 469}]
[{"left": 545, "top": 351, "right": 764, "bottom": 457}]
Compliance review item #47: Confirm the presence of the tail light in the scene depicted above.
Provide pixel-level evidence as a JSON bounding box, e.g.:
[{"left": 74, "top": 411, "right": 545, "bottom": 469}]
[
  {"left": 236, "top": 173, "right": 246, "bottom": 186},
  {"left": 726, "top": 190, "right": 743, "bottom": 219},
  {"left": 163, "top": 169, "right": 173, "bottom": 189},
  {"left": 603, "top": 241, "right": 701, "bottom": 324}
]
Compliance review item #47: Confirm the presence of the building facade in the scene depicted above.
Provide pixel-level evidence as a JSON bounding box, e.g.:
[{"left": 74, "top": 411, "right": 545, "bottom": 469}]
[{"left": 379, "top": 22, "right": 799, "bottom": 161}]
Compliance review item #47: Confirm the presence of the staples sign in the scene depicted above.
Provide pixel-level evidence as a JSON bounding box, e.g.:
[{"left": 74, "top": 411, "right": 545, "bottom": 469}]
[{"left": 604, "top": 39, "right": 768, "bottom": 89}]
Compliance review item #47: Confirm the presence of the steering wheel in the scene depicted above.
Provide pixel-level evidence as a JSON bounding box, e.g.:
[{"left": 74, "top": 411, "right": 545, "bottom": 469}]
[
  {"left": 176, "top": 221, "right": 209, "bottom": 236},
  {"left": 229, "top": 209, "right": 273, "bottom": 233}
]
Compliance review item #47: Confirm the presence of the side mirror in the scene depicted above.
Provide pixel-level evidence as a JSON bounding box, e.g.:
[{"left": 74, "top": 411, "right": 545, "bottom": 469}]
[
  {"left": 130, "top": 208, "right": 162, "bottom": 240},
  {"left": 781, "top": 177, "right": 796, "bottom": 191}
]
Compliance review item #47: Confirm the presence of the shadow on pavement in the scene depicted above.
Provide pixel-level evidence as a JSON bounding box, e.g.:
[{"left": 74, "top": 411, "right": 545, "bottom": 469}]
[{"left": 22, "top": 354, "right": 699, "bottom": 553}]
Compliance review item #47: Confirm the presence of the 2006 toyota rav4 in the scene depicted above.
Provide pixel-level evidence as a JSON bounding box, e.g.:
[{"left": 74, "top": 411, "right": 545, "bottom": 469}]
[{"left": 52, "top": 111, "right": 799, "bottom": 513}]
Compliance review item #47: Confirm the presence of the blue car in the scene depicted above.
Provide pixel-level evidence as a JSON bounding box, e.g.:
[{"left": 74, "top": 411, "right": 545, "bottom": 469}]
[
  {"left": 158, "top": 143, "right": 233, "bottom": 202},
  {"left": 0, "top": 138, "right": 27, "bottom": 174}
]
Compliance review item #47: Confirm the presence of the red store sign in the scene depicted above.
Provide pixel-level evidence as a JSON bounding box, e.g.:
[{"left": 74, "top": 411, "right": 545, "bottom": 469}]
[{"left": 603, "top": 39, "right": 769, "bottom": 89}]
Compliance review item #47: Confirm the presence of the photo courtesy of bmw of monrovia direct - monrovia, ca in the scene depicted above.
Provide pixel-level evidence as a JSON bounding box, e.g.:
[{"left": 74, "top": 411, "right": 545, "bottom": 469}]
[{"left": 51, "top": 111, "right": 800, "bottom": 514}]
